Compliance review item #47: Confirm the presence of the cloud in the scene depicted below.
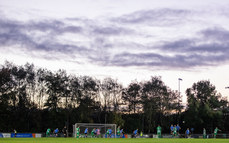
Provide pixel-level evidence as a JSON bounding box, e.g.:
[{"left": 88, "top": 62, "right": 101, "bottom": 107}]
[
  {"left": 113, "top": 8, "right": 191, "bottom": 26},
  {"left": 200, "top": 27, "right": 229, "bottom": 42},
  {"left": 158, "top": 27, "right": 229, "bottom": 54},
  {"left": 0, "top": 17, "right": 89, "bottom": 60},
  {"left": 87, "top": 26, "right": 229, "bottom": 69},
  {"left": 0, "top": 16, "right": 135, "bottom": 63},
  {"left": 92, "top": 26, "right": 133, "bottom": 36},
  {"left": 1, "top": 8, "right": 229, "bottom": 70},
  {"left": 91, "top": 47, "right": 228, "bottom": 69},
  {"left": 27, "top": 20, "right": 82, "bottom": 34}
]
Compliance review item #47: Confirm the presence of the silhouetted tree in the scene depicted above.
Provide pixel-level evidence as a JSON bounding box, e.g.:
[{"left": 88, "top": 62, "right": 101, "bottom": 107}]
[
  {"left": 122, "top": 81, "right": 141, "bottom": 114},
  {"left": 185, "top": 80, "right": 228, "bottom": 133}
]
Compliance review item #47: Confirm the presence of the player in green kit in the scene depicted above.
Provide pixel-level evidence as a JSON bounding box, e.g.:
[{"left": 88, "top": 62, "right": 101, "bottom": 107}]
[
  {"left": 76, "top": 126, "right": 80, "bottom": 138},
  {"left": 157, "top": 125, "right": 162, "bottom": 138},
  {"left": 214, "top": 127, "right": 221, "bottom": 138},
  {"left": 117, "top": 126, "right": 120, "bottom": 138},
  {"left": 203, "top": 128, "right": 206, "bottom": 139},
  {"left": 46, "top": 128, "right": 51, "bottom": 137},
  {"left": 106, "top": 128, "right": 110, "bottom": 138},
  {"left": 91, "top": 128, "right": 95, "bottom": 138},
  {"left": 173, "top": 125, "right": 177, "bottom": 137}
]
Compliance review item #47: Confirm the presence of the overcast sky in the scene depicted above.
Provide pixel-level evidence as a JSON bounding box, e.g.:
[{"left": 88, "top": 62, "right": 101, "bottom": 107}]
[{"left": 1, "top": 0, "right": 229, "bottom": 103}]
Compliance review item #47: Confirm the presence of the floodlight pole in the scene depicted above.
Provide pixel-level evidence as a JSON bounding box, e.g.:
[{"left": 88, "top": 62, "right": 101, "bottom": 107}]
[
  {"left": 105, "top": 113, "right": 107, "bottom": 135},
  {"left": 177, "top": 78, "right": 182, "bottom": 123}
]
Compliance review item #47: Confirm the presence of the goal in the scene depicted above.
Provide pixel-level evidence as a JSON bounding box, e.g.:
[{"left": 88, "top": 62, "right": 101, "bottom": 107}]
[{"left": 73, "top": 123, "right": 117, "bottom": 138}]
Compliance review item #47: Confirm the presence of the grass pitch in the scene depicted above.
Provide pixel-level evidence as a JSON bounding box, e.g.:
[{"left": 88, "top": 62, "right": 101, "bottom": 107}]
[{"left": 0, "top": 138, "right": 228, "bottom": 143}]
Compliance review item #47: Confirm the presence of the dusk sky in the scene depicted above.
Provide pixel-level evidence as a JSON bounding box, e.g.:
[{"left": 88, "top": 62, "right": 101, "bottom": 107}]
[{"left": 1, "top": 0, "right": 229, "bottom": 103}]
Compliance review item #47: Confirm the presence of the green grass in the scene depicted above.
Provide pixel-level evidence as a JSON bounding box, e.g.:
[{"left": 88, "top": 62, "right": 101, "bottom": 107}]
[{"left": 0, "top": 138, "right": 228, "bottom": 143}]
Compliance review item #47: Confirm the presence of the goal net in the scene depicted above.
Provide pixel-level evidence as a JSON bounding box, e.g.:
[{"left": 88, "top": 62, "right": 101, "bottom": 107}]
[{"left": 73, "top": 123, "right": 116, "bottom": 138}]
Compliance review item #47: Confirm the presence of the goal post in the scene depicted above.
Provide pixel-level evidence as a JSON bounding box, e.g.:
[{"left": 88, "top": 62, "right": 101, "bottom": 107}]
[{"left": 73, "top": 123, "right": 116, "bottom": 138}]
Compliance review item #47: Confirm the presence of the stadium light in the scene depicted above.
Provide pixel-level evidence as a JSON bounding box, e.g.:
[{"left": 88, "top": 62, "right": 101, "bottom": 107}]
[
  {"left": 177, "top": 78, "right": 182, "bottom": 123},
  {"left": 178, "top": 78, "right": 182, "bottom": 99}
]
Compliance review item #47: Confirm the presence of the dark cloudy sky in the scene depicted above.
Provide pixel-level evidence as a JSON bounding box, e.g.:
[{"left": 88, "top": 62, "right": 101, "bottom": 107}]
[{"left": 1, "top": 0, "right": 229, "bottom": 102}]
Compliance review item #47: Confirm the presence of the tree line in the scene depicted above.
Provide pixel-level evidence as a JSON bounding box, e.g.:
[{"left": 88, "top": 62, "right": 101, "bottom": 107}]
[{"left": 0, "top": 61, "right": 228, "bottom": 134}]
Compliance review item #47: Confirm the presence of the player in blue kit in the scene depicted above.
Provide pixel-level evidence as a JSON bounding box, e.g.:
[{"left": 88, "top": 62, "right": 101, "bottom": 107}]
[
  {"left": 84, "top": 128, "right": 88, "bottom": 138},
  {"left": 133, "top": 129, "right": 138, "bottom": 138},
  {"left": 170, "top": 125, "right": 174, "bottom": 135}
]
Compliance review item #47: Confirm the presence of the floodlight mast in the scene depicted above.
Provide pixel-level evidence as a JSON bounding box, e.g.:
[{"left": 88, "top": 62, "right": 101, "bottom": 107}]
[
  {"left": 177, "top": 78, "right": 182, "bottom": 123},
  {"left": 178, "top": 78, "right": 182, "bottom": 98}
]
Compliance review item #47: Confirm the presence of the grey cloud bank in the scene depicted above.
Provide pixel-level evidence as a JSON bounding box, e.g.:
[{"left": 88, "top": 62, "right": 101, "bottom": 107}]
[
  {"left": 0, "top": 7, "right": 229, "bottom": 70},
  {"left": 114, "top": 8, "right": 191, "bottom": 26}
]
